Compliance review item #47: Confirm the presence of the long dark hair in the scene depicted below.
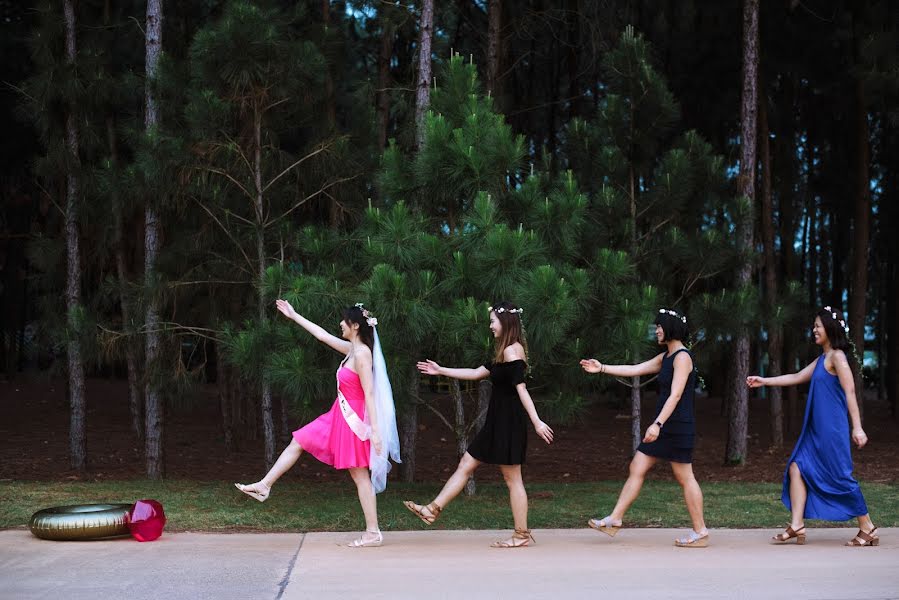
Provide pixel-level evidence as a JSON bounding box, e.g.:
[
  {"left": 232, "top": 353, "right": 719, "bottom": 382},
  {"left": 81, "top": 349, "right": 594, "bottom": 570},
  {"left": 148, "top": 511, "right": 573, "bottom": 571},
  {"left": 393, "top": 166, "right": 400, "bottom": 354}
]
[
  {"left": 816, "top": 305, "right": 852, "bottom": 361},
  {"left": 491, "top": 300, "right": 528, "bottom": 364},
  {"left": 342, "top": 305, "right": 375, "bottom": 352}
]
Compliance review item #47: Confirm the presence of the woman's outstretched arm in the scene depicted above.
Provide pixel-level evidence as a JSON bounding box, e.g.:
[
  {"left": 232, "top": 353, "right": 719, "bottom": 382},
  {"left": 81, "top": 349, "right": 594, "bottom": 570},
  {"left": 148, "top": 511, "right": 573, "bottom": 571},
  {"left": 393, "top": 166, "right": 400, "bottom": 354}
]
[
  {"left": 276, "top": 299, "right": 351, "bottom": 355},
  {"left": 417, "top": 359, "right": 490, "bottom": 381},
  {"left": 580, "top": 353, "right": 665, "bottom": 378},
  {"left": 747, "top": 358, "right": 817, "bottom": 388}
]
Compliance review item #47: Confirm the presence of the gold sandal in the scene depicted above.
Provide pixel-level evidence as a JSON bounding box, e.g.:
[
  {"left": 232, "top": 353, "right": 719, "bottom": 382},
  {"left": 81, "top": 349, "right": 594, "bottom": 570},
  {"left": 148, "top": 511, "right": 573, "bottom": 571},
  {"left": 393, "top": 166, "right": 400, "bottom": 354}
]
[
  {"left": 846, "top": 527, "right": 879, "bottom": 547},
  {"left": 587, "top": 516, "right": 621, "bottom": 537},
  {"left": 402, "top": 500, "right": 442, "bottom": 525},
  {"left": 490, "top": 528, "right": 535, "bottom": 548},
  {"left": 772, "top": 525, "right": 806, "bottom": 545}
]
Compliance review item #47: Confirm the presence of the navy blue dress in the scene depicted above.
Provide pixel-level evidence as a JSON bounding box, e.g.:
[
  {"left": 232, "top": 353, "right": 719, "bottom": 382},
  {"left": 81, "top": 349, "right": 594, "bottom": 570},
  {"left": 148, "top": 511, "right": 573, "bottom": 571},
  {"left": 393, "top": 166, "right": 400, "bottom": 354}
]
[
  {"left": 637, "top": 348, "right": 696, "bottom": 463},
  {"left": 783, "top": 355, "right": 868, "bottom": 520},
  {"left": 467, "top": 360, "right": 528, "bottom": 465}
]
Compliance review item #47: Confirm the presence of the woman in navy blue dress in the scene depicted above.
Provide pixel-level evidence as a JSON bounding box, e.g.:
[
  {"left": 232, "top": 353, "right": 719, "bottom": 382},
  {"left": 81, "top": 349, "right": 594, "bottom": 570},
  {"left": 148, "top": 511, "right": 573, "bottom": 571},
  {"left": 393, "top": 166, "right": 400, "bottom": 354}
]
[
  {"left": 748, "top": 306, "right": 877, "bottom": 547},
  {"left": 580, "top": 308, "right": 709, "bottom": 547}
]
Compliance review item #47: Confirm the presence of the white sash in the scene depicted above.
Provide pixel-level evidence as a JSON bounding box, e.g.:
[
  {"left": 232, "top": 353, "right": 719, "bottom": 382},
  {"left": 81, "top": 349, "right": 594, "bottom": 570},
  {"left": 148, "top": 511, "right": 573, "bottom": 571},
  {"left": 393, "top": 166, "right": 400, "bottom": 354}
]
[{"left": 337, "top": 356, "right": 370, "bottom": 441}]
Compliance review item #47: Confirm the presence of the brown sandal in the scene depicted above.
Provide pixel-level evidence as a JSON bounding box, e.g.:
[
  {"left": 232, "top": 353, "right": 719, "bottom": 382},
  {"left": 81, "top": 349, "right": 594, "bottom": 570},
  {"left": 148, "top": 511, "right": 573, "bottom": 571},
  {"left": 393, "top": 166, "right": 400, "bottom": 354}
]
[
  {"left": 490, "top": 528, "right": 535, "bottom": 548},
  {"left": 846, "top": 527, "right": 879, "bottom": 547},
  {"left": 402, "top": 500, "right": 442, "bottom": 525},
  {"left": 772, "top": 525, "right": 806, "bottom": 545}
]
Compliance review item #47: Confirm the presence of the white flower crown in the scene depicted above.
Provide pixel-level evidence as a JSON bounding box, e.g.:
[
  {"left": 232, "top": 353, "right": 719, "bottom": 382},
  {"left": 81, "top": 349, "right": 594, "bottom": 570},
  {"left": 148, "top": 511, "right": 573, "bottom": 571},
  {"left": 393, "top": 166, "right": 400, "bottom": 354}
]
[
  {"left": 489, "top": 305, "right": 524, "bottom": 315},
  {"left": 354, "top": 303, "right": 378, "bottom": 327},
  {"left": 659, "top": 308, "right": 687, "bottom": 324},
  {"left": 823, "top": 306, "right": 849, "bottom": 333}
]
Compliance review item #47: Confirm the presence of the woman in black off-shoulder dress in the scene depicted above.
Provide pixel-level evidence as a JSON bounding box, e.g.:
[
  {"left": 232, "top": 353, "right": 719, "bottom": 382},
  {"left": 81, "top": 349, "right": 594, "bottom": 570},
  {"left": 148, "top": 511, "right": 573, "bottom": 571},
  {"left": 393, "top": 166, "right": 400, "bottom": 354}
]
[{"left": 403, "top": 301, "right": 554, "bottom": 548}]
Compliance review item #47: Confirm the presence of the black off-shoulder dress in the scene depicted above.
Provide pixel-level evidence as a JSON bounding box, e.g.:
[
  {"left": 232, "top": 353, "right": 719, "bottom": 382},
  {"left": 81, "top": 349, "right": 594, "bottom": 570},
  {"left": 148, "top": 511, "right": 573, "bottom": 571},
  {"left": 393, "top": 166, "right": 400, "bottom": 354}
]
[{"left": 467, "top": 360, "right": 529, "bottom": 465}]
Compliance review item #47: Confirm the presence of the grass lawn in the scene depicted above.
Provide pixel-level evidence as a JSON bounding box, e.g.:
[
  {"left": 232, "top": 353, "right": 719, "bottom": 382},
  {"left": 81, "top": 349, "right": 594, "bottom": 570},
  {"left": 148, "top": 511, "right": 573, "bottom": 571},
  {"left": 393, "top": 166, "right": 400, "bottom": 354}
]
[{"left": 2, "top": 480, "right": 896, "bottom": 532}]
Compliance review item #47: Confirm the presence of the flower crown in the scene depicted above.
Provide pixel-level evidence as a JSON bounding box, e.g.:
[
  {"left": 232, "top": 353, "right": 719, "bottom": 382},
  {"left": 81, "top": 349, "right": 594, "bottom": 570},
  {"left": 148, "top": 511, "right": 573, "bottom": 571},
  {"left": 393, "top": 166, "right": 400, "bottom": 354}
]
[
  {"left": 489, "top": 305, "right": 524, "bottom": 315},
  {"left": 823, "top": 306, "right": 849, "bottom": 333},
  {"left": 354, "top": 303, "right": 378, "bottom": 327},
  {"left": 659, "top": 308, "right": 687, "bottom": 324}
]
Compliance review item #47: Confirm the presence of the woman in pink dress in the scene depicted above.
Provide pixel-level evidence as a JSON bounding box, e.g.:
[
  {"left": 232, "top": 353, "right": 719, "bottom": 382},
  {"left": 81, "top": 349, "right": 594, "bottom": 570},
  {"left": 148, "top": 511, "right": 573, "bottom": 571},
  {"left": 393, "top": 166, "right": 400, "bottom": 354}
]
[{"left": 235, "top": 300, "right": 400, "bottom": 548}]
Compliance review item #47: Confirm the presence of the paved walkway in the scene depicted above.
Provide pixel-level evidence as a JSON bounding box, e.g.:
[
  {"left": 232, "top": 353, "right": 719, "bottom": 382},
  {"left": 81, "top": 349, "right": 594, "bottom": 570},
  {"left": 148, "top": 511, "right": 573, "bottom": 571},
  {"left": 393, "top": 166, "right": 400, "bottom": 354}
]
[{"left": 1, "top": 528, "right": 897, "bottom": 599}]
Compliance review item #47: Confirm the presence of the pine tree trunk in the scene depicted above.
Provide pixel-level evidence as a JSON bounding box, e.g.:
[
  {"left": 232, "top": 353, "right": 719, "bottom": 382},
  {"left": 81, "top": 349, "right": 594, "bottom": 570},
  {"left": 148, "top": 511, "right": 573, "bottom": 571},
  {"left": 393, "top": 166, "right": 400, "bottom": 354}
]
[
  {"left": 376, "top": 19, "right": 393, "bottom": 151},
  {"left": 890, "top": 262, "right": 899, "bottom": 418},
  {"left": 486, "top": 0, "right": 502, "bottom": 103},
  {"left": 725, "top": 0, "right": 758, "bottom": 465},
  {"left": 280, "top": 395, "right": 291, "bottom": 444},
  {"left": 144, "top": 0, "right": 165, "bottom": 480},
  {"left": 630, "top": 377, "right": 641, "bottom": 455},
  {"left": 254, "top": 105, "right": 276, "bottom": 470},
  {"left": 63, "top": 0, "right": 86, "bottom": 472},
  {"left": 414, "top": 0, "right": 435, "bottom": 149},
  {"left": 106, "top": 117, "right": 143, "bottom": 440},
  {"left": 400, "top": 366, "right": 419, "bottom": 482},
  {"left": 220, "top": 363, "right": 235, "bottom": 452},
  {"left": 758, "top": 82, "right": 783, "bottom": 448},
  {"left": 451, "top": 380, "right": 475, "bottom": 496},
  {"left": 777, "top": 76, "right": 799, "bottom": 433},
  {"left": 848, "top": 75, "right": 870, "bottom": 417}
]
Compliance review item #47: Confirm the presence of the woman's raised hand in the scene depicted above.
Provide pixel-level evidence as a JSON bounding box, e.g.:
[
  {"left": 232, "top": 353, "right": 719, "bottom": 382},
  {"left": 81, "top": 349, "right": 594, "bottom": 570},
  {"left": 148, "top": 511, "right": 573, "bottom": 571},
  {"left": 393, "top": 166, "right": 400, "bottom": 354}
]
[
  {"left": 416, "top": 360, "right": 442, "bottom": 376},
  {"left": 534, "top": 420, "right": 554, "bottom": 444},
  {"left": 579, "top": 359, "right": 603, "bottom": 374},
  {"left": 746, "top": 375, "right": 765, "bottom": 388},
  {"left": 275, "top": 298, "right": 298, "bottom": 320}
]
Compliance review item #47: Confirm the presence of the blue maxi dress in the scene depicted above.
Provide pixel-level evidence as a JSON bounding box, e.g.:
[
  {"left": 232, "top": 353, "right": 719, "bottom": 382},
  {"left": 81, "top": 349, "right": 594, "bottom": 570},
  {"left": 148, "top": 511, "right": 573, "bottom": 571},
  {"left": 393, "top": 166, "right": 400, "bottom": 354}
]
[{"left": 783, "top": 355, "right": 868, "bottom": 520}]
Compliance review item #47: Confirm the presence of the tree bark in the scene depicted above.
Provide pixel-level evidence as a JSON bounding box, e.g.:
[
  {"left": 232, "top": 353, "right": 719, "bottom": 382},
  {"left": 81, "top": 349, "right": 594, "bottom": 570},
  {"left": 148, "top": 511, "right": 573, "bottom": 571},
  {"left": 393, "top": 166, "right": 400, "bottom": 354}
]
[
  {"left": 848, "top": 76, "right": 870, "bottom": 417},
  {"left": 414, "top": 0, "right": 435, "bottom": 149},
  {"left": 725, "top": 0, "right": 758, "bottom": 465},
  {"left": 254, "top": 105, "right": 277, "bottom": 469},
  {"left": 144, "top": 0, "right": 165, "bottom": 480},
  {"left": 399, "top": 366, "right": 419, "bottom": 482},
  {"left": 106, "top": 117, "right": 143, "bottom": 441},
  {"left": 376, "top": 19, "right": 394, "bottom": 151},
  {"left": 63, "top": 0, "right": 86, "bottom": 472},
  {"left": 451, "top": 380, "right": 475, "bottom": 496},
  {"left": 486, "top": 0, "right": 502, "bottom": 104},
  {"left": 758, "top": 79, "right": 783, "bottom": 448}
]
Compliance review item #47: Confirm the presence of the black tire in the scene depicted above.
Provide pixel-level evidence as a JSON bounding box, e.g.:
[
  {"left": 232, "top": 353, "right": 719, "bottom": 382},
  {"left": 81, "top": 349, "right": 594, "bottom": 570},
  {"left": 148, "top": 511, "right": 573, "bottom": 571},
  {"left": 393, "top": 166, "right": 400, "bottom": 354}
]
[{"left": 29, "top": 503, "right": 132, "bottom": 541}]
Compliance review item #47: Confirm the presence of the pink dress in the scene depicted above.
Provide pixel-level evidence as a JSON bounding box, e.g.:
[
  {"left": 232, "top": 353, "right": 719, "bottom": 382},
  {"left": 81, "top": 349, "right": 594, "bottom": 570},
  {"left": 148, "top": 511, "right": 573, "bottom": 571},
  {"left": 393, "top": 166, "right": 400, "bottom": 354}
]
[{"left": 292, "top": 367, "right": 371, "bottom": 469}]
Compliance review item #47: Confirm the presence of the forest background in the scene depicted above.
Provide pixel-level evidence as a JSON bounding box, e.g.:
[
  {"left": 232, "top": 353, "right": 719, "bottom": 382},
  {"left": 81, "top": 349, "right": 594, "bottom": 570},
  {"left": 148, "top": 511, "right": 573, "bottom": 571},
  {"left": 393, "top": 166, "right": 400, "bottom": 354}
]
[{"left": 0, "top": 1, "right": 897, "bottom": 491}]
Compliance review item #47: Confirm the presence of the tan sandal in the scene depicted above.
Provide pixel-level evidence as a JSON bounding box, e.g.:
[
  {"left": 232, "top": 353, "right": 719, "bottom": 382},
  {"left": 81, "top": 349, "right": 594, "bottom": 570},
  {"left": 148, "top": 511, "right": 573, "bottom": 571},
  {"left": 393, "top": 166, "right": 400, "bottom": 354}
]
[
  {"left": 674, "top": 530, "right": 709, "bottom": 548},
  {"left": 772, "top": 525, "right": 806, "bottom": 545},
  {"left": 846, "top": 527, "right": 879, "bottom": 547},
  {"left": 587, "top": 516, "right": 621, "bottom": 537},
  {"left": 402, "top": 500, "right": 442, "bottom": 525},
  {"left": 347, "top": 530, "right": 383, "bottom": 548},
  {"left": 490, "top": 528, "right": 535, "bottom": 548}
]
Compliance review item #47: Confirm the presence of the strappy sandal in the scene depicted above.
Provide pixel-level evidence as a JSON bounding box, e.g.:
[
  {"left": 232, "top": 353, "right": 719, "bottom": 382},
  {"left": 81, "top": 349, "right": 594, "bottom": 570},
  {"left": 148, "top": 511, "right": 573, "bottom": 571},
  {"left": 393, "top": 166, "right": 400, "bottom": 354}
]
[
  {"left": 402, "top": 500, "right": 442, "bottom": 525},
  {"left": 771, "top": 525, "right": 806, "bottom": 545},
  {"left": 846, "top": 527, "right": 879, "bottom": 547},
  {"left": 490, "top": 528, "right": 535, "bottom": 548},
  {"left": 234, "top": 481, "right": 270, "bottom": 503},
  {"left": 587, "top": 516, "right": 622, "bottom": 537},
  {"left": 347, "top": 530, "right": 383, "bottom": 548},
  {"left": 674, "top": 530, "right": 709, "bottom": 548}
]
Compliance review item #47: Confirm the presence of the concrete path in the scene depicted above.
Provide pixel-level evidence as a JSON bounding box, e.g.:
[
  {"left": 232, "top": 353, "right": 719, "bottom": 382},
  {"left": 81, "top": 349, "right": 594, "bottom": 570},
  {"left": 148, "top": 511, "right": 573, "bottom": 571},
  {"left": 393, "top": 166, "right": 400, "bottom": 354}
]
[{"left": 1, "top": 528, "right": 897, "bottom": 600}]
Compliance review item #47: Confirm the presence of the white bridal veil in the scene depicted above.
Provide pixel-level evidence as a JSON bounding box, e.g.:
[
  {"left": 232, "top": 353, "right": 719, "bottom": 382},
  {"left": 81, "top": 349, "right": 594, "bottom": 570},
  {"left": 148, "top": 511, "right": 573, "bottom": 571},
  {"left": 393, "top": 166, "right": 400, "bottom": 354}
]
[{"left": 367, "top": 329, "right": 401, "bottom": 493}]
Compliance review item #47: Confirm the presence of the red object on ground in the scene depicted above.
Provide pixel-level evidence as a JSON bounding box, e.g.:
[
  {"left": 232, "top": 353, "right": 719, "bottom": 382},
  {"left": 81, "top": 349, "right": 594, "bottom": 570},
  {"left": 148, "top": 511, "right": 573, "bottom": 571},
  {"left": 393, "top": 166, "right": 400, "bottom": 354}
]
[{"left": 128, "top": 499, "right": 166, "bottom": 542}]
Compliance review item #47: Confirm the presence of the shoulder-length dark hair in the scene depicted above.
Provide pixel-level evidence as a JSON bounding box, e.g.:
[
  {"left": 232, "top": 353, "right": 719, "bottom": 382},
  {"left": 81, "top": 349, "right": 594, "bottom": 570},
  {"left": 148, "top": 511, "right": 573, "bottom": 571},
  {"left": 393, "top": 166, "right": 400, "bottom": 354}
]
[
  {"left": 342, "top": 305, "right": 375, "bottom": 352},
  {"left": 654, "top": 308, "right": 689, "bottom": 342},
  {"left": 491, "top": 300, "right": 528, "bottom": 364}
]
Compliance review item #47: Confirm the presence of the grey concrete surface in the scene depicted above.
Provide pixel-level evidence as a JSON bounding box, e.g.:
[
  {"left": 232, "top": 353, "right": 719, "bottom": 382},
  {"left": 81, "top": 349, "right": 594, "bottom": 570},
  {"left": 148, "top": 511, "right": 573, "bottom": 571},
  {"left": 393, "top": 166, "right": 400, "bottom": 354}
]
[{"left": 1, "top": 528, "right": 897, "bottom": 600}]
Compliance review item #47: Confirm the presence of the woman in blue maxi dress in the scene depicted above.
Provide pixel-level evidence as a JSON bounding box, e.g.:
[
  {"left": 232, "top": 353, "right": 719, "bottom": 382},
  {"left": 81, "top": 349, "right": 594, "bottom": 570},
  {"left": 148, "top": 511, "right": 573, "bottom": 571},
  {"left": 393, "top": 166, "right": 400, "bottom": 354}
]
[{"left": 747, "top": 306, "right": 878, "bottom": 547}]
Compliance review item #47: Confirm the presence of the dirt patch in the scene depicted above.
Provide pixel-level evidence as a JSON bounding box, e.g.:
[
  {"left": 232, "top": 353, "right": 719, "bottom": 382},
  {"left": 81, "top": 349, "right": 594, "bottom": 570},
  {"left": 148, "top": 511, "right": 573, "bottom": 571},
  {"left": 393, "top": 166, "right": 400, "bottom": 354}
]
[{"left": 1, "top": 377, "right": 896, "bottom": 484}]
